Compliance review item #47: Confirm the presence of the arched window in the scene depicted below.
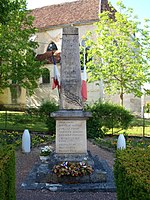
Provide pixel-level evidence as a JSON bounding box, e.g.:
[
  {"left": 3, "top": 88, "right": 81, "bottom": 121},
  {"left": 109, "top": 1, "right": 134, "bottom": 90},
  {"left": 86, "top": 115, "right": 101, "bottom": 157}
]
[
  {"left": 47, "top": 42, "right": 58, "bottom": 51},
  {"left": 41, "top": 68, "right": 50, "bottom": 84}
]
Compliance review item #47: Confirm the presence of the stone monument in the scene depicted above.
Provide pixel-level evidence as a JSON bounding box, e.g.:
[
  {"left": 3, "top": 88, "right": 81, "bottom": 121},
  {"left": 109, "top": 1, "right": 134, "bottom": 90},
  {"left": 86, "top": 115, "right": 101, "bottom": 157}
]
[
  {"left": 60, "top": 27, "right": 82, "bottom": 110},
  {"left": 51, "top": 26, "right": 91, "bottom": 157},
  {"left": 21, "top": 27, "right": 115, "bottom": 190}
]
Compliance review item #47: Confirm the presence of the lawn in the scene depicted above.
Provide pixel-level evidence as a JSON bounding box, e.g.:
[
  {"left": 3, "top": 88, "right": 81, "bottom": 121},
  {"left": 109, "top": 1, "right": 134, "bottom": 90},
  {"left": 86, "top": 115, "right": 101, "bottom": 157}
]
[
  {"left": 0, "top": 111, "right": 48, "bottom": 132},
  {"left": 105, "top": 117, "right": 150, "bottom": 137}
]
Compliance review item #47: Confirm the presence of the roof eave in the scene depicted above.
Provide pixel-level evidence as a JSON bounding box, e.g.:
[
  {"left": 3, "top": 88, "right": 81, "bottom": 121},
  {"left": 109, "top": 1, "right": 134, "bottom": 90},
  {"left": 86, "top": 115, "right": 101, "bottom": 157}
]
[{"left": 35, "top": 19, "right": 99, "bottom": 32}]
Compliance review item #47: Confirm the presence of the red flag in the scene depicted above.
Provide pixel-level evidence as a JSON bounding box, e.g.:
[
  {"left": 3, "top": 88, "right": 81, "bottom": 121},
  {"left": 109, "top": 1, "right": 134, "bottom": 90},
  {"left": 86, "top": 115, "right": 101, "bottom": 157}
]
[
  {"left": 52, "top": 56, "right": 60, "bottom": 90},
  {"left": 81, "top": 65, "right": 87, "bottom": 101}
]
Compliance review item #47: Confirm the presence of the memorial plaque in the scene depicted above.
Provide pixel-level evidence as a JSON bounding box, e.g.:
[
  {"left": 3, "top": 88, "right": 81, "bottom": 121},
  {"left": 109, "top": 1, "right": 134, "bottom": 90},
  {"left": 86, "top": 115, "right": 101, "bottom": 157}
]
[
  {"left": 56, "top": 120, "right": 87, "bottom": 154},
  {"left": 60, "top": 27, "right": 83, "bottom": 110}
]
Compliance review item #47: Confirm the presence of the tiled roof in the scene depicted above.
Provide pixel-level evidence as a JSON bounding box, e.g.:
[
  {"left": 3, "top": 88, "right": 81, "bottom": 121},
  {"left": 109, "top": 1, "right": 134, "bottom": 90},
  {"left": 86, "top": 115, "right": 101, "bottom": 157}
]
[
  {"left": 31, "top": 0, "right": 101, "bottom": 30},
  {"left": 34, "top": 0, "right": 115, "bottom": 63}
]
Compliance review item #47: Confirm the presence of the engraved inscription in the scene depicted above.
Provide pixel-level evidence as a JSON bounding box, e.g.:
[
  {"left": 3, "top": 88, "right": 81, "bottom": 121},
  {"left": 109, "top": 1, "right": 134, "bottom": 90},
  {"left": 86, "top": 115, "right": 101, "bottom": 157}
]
[
  {"left": 56, "top": 120, "right": 87, "bottom": 154},
  {"left": 60, "top": 27, "right": 83, "bottom": 109}
]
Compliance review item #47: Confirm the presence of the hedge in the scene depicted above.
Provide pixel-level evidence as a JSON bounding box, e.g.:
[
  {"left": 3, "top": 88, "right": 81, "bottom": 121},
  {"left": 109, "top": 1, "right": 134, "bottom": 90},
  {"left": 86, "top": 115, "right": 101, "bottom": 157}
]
[
  {"left": 0, "top": 145, "right": 16, "bottom": 200},
  {"left": 85, "top": 101, "right": 133, "bottom": 138},
  {"left": 114, "top": 148, "right": 150, "bottom": 200}
]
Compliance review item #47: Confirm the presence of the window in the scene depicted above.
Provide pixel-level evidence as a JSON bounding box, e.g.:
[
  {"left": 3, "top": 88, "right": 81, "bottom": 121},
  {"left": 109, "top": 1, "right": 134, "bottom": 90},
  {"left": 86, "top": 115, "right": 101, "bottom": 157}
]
[
  {"left": 47, "top": 42, "right": 58, "bottom": 51},
  {"left": 41, "top": 68, "right": 50, "bottom": 84}
]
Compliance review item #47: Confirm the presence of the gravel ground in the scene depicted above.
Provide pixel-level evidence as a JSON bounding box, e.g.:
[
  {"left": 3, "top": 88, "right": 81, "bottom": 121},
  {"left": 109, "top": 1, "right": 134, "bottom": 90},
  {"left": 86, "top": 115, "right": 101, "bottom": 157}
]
[{"left": 16, "top": 141, "right": 117, "bottom": 200}]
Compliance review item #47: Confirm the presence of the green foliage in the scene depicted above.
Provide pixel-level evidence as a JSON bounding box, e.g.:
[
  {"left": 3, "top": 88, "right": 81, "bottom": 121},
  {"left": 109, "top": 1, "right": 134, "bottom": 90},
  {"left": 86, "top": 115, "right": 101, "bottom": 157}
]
[
  {"left": 94, "top": 136, "right": 150, "bottom": 151},
  {"left": 0, "top": 0, "right": 43, "bottom": 94},
  {"left": 85, "top": 101, "right": 133, "bottom": 138},
  {"left": 0, "top": 131, "right": 21, "bottom": 146},
  {"left": 31, "top": 134, "right": 55, "bottom": 147},
  {"left": 126, "top": 138, "right": 150, "bottom": 149},
  {"left": 0, "top": 130, "right": 53, "bottom": 148},
  {"left": 114, "top": 148, "right": 150, "bottom": 200},
  {"left": 38, "top": 101, "right": 59, "bottom": 133},
  {"left": 145, "top": 102, "right": 150, "bottom": 113},
  {"left": 0, "top": 145, "right": 16, "bottom": 200},
  {"left": 85, "top": 0, "right": 150, "bottom": 106},
  {"left": 94, "top": 137, "right": 117, "bottom": 150},
  {"left": 0, "top": 110, "right": 48, "bottom": 132}
]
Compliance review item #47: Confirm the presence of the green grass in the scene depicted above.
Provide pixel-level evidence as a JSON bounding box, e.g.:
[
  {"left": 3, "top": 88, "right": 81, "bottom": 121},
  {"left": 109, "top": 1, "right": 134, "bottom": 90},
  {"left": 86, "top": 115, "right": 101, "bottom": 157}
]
[
  {"left": 126, "top": 126, "right": 147, "bottom": 137},
  {"left": 126, "top": 117, "right": 150, "bottom": 136},
  {"left": 0, "top": 111, "right": 48, "bottom": 132},
  {"left": 105, "top": 117, "right": 150, "bottom": 137}
]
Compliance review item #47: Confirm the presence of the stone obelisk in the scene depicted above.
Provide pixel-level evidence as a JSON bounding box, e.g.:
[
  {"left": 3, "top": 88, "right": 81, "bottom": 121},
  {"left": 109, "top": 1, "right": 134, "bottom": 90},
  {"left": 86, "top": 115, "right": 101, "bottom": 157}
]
[
  {"left": 60, "top": 27, "right": 83, "bottom": 110},
  {"left": 51, "top": 26, "right": 91, "bottom": 156}
]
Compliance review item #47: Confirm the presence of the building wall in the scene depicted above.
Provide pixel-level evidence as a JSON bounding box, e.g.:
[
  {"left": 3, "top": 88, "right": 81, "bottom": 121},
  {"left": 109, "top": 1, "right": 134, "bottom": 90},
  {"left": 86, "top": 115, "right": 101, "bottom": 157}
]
[{"left": 0, "top": 87, "right": 26, "bottom": 109}]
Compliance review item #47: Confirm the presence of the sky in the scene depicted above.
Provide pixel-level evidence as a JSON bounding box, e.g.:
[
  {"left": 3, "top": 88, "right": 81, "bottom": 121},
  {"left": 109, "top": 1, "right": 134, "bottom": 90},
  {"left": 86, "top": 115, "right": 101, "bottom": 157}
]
[
  {"left": 111, "top": 0, "right": 150, "bottom": 25},
  {"left": 26, "top": 0, "right": 150, "bottom": 25}
]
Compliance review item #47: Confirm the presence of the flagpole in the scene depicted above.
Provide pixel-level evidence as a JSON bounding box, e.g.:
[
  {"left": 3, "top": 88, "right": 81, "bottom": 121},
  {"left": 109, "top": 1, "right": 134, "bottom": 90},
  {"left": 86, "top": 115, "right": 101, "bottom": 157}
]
[
  {"left": 81, "top": 40, "right": 87, "bottom": 102},
  {"left": 52, "top": 52, "right": 60, "bottom": 99},
  {"left": 83, "top": 44, "right": 86, "bottom": 70},
  {"left": 81, "top": 40, "right": 86, "bottom": 69}
]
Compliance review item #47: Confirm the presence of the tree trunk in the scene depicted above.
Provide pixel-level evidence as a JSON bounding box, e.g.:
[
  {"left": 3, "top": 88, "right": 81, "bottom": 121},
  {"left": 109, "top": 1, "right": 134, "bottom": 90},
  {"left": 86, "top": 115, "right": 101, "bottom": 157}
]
[{"left": 120, "top": 87, "right": 124, "bottom": 106}]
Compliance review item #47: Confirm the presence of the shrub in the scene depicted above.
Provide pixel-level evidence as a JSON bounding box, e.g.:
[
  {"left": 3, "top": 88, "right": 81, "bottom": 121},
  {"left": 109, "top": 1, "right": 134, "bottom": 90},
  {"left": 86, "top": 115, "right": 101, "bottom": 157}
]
[
  {"left": 38, "top": 101, "right": 59, "bottom": 133},
  {"left": 114, "top": 148, "right": 150, "bottom": 200},
  {"left": 0, "top": 145, "right": 16, "bottom": 200},
  {"left": 85, "top": 101, "right": 134, "bottom": 138},
  {"left": 25, "top": 107, "right": 39, "bottom": 116},
  {"left": 0, "top": 130, "right": 22, "bottom": 147}
]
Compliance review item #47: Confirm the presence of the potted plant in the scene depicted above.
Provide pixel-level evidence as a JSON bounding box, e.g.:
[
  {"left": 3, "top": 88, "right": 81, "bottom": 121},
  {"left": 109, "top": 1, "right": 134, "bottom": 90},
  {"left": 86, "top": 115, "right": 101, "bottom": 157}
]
[{"left": 40, "top": 145, "right": 53, "bottom": 162}]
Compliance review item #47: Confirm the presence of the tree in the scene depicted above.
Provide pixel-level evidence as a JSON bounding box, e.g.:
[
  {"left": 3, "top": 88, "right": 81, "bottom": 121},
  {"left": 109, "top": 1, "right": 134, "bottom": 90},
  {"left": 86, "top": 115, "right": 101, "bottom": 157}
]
[
  {"left": 86, "top": 0, "right": 150, "bottom": 106},
  {"left": 0, "top": 0, "right": 42, "bottom": 95}
]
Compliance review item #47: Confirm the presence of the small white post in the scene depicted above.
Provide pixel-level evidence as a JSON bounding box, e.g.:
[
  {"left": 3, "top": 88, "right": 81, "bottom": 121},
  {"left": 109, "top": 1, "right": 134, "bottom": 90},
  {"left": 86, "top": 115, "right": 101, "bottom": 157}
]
[
  {"left": 22, "top": 129, "right": 31, "bottom": 153},
  {"left": 117, "top": 134, "right": 126, "bottom": 150}
]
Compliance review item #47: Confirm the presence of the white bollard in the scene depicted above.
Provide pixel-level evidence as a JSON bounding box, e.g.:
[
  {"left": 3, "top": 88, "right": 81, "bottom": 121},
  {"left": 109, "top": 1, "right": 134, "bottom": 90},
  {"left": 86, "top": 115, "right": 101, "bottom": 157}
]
[
  {"left": 22, "top": 129, "right": 31, "bottom": 153},
  {"left": 117, "top": 134, "right": 126, "bottom": 150}
]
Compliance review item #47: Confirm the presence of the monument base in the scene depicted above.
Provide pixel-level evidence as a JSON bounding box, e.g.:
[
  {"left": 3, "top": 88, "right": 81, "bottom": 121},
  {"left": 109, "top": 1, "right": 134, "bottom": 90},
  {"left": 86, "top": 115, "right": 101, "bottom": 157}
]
[
  {"left": 51, "top": 110, "right": 92, "bottom": 154},
  {"left": 21, "top": 150, "right": 116, "bottom": 192},
  {"left": 36, "top": 151, "right": 107, "bottom": 184}
]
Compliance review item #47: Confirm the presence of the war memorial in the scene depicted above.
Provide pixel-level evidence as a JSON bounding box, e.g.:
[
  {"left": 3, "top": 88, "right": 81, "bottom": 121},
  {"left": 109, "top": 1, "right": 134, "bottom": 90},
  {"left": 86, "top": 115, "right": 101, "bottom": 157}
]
[{"left": 22, "top": 27, "right": 115, "bottom": 192}]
